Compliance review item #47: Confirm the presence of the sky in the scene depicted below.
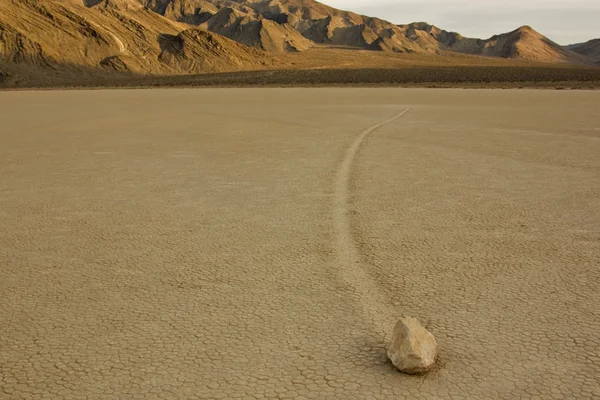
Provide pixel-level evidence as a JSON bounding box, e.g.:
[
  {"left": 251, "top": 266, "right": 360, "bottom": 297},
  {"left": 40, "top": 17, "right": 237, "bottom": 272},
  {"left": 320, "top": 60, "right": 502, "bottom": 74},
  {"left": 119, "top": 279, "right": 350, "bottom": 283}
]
[{"left": 321, "top": 0, "right": 600, "bottom": 45}]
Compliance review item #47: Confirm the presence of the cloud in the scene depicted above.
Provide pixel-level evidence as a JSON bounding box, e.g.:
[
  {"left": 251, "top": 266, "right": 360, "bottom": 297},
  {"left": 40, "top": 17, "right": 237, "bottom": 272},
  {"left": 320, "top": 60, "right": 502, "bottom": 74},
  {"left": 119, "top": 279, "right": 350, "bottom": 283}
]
[{"left": 320, "top": 0, "right": 600, "bottom": 44}]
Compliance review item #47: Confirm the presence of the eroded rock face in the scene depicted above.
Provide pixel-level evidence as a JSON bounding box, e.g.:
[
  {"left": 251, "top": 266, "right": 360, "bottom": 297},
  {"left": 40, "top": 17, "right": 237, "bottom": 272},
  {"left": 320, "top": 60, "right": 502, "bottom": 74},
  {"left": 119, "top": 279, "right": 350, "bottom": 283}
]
[{"left": 387, "top": 316, "right": 437, "bottom": 374}]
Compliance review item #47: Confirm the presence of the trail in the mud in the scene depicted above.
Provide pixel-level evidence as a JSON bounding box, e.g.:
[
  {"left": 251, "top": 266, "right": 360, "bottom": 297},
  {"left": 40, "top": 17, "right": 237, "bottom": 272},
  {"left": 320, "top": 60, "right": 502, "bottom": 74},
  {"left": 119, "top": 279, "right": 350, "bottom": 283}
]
[{"left": 332, "top": 108, "right": 410, "bottom": 340}]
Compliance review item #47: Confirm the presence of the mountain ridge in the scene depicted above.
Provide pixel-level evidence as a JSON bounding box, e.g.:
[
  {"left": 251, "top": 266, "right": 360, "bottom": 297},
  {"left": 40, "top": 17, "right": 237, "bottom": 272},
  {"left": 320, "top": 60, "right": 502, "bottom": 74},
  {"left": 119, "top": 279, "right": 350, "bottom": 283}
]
[
  {"left": 1, "top": 0, "right": 598, "bottom": 85},
  {"left": 567, "top": 38, "right": 600, "bottom": 65},
  {"left": 140, "top": 0, "right": 594, "bottom": 64},
  {"left": 398, "top": 22, "right": 590, "bottom": 64}
]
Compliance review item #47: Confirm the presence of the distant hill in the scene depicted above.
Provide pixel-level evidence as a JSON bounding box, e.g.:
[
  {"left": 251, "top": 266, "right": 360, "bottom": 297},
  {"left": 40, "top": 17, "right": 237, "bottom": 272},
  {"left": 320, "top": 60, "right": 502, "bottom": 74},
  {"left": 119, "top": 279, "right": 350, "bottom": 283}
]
[
  {"left": 399, "top": 23, "right": 591, "bottom": 64},
  {"left": 567, "top": 39, "right": 600, "bottom": 65}
]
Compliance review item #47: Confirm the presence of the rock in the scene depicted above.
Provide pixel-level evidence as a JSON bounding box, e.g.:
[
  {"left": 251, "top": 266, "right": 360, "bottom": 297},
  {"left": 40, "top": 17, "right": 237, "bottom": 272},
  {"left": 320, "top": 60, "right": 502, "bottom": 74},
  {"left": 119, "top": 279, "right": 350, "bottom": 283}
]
[{"left": 387, "top": 316, "right": 437, "bottom": 374}]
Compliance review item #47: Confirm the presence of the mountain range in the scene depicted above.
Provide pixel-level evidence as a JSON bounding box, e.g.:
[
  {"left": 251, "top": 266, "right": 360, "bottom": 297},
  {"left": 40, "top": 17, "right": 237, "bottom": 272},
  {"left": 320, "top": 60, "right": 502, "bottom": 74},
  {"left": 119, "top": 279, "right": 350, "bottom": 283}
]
[
  {"left": 567, "top": 39, "right": 600, "bottom": 65},
  {"left": 1, "top": 0, "right": 599, "bottom": 82}
]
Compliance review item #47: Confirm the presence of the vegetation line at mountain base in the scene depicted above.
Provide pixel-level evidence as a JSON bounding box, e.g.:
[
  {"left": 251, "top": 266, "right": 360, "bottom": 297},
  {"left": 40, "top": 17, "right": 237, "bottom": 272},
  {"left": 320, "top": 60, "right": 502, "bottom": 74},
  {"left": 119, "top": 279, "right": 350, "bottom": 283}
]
[{"left": 2, "top": 66, "right": 600, "bottom": 90}]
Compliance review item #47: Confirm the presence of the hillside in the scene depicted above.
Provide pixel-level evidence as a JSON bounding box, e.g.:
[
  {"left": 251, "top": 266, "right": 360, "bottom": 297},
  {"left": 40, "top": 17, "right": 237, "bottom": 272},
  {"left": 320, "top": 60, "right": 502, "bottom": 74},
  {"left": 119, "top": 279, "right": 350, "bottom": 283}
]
[
  {"left": 0, "top": 0, "right": 275, "bottom": 76},
  {"left": 567, "top": 39, "right": 600, "bottom": 65}
]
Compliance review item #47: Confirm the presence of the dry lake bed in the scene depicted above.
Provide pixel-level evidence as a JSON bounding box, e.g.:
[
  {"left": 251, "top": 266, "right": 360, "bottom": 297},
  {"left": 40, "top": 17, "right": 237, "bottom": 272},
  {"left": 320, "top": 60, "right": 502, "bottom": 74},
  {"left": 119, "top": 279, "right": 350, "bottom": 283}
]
[{"left": 1, "top": 88, "right": 599, "bottom": 399}]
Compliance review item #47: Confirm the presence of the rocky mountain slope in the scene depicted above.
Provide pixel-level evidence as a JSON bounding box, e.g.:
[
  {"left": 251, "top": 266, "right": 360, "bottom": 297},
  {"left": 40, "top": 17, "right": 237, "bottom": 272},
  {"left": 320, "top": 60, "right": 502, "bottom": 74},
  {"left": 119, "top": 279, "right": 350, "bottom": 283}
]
[
  {"left": 0, "top": 0, "right": 275, "bottom": 75},
  {"left": 567, "top": 39, "right": 600, "bottom": 65}
]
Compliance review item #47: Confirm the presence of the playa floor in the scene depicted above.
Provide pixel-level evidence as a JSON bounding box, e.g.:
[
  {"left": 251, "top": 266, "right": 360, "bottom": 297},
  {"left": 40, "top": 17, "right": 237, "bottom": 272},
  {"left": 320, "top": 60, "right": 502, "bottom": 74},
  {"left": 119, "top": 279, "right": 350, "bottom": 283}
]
[{"left": 1, "top": 88, "right": 599, "bottom": 399}]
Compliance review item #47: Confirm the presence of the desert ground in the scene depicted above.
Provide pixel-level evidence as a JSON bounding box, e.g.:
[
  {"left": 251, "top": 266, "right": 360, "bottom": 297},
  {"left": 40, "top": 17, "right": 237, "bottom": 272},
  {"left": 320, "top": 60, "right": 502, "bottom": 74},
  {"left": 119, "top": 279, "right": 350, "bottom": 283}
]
[{"left": 1, "top": 88, "right": 599, "bottom": 399}]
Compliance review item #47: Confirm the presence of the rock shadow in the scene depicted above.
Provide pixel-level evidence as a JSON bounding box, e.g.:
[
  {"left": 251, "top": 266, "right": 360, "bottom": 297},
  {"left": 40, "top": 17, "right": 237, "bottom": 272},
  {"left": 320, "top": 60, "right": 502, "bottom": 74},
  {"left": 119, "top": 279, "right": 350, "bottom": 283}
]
[
  {"left": 157, "top": 33, "right": 183, "bottom": 54},
  {"left": 82, "top": 0, "right": 104, "bottom": 7}
]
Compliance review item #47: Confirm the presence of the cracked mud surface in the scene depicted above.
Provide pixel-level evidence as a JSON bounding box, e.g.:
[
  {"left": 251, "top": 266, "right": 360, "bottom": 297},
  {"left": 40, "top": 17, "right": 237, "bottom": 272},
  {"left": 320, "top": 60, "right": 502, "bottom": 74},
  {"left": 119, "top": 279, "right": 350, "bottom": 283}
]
[{"left": 1, "top": 88, "right": 599, "bottom": 399}]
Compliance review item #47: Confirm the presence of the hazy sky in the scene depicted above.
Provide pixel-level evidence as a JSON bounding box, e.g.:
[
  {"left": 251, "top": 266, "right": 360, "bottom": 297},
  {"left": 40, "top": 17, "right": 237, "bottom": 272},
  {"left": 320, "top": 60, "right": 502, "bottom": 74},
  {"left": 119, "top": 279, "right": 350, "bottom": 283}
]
[{"left": 321, "top": 0, "right": 600, "bottom": 44}]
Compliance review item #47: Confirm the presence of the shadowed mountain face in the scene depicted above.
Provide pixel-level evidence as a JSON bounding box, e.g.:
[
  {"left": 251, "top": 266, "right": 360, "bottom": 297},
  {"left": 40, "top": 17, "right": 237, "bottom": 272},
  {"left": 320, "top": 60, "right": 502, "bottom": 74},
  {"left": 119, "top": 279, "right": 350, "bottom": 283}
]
[
  {"left": 141, "top": 0, "right": 425, "bottom": 53},
  {"left": 567, "top": 39, "right": 600, "bottom": 65}
]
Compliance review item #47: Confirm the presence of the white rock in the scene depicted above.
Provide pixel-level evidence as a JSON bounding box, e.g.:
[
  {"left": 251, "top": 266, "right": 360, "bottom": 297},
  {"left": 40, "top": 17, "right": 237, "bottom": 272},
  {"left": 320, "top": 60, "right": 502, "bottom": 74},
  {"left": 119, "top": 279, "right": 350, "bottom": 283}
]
[{"left": 387, "top": 316, "right": 437, "bottom": 374}]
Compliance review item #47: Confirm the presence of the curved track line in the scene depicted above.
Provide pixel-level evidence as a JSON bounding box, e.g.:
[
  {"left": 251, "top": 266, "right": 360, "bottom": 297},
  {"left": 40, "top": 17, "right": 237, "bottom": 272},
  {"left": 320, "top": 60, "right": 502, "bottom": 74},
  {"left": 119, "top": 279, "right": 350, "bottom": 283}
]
[
  {"left": 107, "top": 31, "right": 126, "bottom": 54},
  {"left": 333, "top": 108, "right": 410, "bottom": 340},
  {"left": 89, "top": 21, "right": 126, "bottom": 54}
]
